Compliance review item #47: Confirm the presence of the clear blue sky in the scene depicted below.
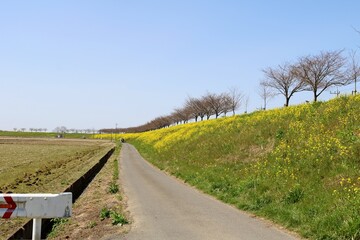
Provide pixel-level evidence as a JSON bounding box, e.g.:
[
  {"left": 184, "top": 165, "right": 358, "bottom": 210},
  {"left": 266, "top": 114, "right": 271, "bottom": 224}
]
[{"left": 1, "top": 0, "right": 359, "bottom": 131}]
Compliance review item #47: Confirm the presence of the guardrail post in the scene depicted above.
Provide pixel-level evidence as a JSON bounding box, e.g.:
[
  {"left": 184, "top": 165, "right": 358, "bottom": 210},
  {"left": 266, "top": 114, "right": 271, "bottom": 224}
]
[
  {"left": 32, "top": 218, "right": 42, "bottom": 240},
  {"left": 1, "top": 193, "right": 72, "bottom": 239}
]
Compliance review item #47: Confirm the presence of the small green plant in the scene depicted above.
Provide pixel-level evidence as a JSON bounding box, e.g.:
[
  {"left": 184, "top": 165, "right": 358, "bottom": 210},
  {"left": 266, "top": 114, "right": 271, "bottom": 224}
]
[
  {"left": 100, "top": 208, "right": 111, "bottom": 220},
  {"left": 47, "top": 218, "right": 69, "bottom": 238},
  {"left": 87, "top": 221, "right": 97, "bottom": 229},
  {"left": 108, "top": 182, "right": 119, "bottom": 194},
  {"left": 110, "top": 211, "right": 129, "bottom": 226},
  {"left": 275, "top": 129, "right": 285, "bottom": 140},
  {"left": 100, "top": 207, "right": 128, "bottom": 225},
  {"left": 284, "top": 185, "right": 304, "bottom": 204},
  {"left": 116, "top": 194, "right": 123, "bottom": 201}
]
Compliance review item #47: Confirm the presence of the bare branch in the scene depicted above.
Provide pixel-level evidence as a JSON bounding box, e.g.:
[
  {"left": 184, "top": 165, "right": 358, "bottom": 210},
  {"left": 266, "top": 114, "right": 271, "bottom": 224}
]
[
  {"left": 226, "top": 87, "right": 243, "bottom": 115},
  {"left": 258, "top": 81, "right": 275, "bottom": 110},
  {"left": 294, "top": 50, "right": 347, "bottom": 101},
  {"left": 262, "top": 63, "right": 306, "bottom": 106}
]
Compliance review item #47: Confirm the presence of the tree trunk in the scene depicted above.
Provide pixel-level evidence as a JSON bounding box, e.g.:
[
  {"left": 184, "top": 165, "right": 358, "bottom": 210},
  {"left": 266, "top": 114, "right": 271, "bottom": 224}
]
[
  {"left": 285, "top": 97, "right": 290, "bottom": 107},
  {"left": 313, "top": 91, "right": 318, "bottom": 102}
]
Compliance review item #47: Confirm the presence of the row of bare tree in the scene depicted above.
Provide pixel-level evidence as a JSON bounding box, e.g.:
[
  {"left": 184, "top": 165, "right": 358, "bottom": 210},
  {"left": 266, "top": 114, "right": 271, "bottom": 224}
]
[
  {"left": 101, "top": 89, "right": 244, "bottom": 133},
  {"left": 101, "top": 50, "right": 359, "bottom": 134},
  {"left": 260, "top": 50, "right": 359, "bottom": 108},
  {"left": 29, "top": 128, "right": 48, "bottom": 132},
  {"left": 12, "top": 128, "right": 35, "bottom": 132}
]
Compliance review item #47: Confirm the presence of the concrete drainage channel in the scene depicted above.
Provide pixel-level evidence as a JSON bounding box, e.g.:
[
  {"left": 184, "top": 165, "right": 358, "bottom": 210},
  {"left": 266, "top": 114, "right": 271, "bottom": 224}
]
[{"left": 7, "top": 147, "right": 115, "bottom": 240}]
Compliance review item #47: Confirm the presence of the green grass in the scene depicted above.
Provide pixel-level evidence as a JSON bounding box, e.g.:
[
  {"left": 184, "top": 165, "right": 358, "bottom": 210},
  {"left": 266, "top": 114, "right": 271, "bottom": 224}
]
[{"left": 124, "top": 95, "right": 360, "bottom": 240}]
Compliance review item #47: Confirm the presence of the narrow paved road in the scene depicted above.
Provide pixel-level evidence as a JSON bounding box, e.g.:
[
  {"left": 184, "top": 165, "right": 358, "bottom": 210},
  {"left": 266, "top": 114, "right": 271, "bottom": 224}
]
[{"left": 119, "top": 143, "right": 299, "bottom": 240}]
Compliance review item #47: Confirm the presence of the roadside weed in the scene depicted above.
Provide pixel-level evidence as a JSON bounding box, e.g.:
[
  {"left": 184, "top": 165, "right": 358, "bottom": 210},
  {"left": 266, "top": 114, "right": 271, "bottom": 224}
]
[
  {"left": 100, "top": 208, "right": 111, "bottom": 220},
  {"left": 100, "top": 207, "right": 128, "bottom": 226},
  {"left": 108, "top": 182, "right": 119, "bottom": 194}
]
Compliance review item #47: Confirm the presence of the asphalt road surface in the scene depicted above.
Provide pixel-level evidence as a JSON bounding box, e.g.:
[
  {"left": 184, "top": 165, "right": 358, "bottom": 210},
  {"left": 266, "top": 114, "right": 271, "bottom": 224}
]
[{"left": 119, "top": 143, "right": 299, "bottom": 240}]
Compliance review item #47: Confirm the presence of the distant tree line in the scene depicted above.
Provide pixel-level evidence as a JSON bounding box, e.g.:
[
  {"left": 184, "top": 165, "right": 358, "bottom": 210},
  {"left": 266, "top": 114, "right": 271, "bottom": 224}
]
[
  {"left": 100, "top": 88, "right": 244, "bottom": 133},
  {"left": 29, "top": 128, "right": 48, "bottom": 132},
  {"left": 11, "top": 127, "right": 98, "bottom": 134},
  {"left": 53, "top": 126, "right": 98, "bottom": 134}
]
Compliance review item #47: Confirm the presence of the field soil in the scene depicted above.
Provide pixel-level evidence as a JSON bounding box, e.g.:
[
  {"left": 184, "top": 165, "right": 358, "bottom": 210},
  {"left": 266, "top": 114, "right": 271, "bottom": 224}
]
[{"left": 0, "top": 137, "right": 115, "bottom": 239}]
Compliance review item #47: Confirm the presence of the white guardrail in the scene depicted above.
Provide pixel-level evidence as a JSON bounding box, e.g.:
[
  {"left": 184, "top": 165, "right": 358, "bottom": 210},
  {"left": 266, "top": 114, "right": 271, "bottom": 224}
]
[{"left": 0, "top": 193, "right": 72, "bottom": 240}]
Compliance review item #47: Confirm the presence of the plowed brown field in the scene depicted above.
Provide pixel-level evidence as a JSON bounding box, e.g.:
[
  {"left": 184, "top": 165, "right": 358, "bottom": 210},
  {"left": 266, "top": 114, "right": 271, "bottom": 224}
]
[{"left": 0, "top": 137, "right": 114, "bottom": 239}]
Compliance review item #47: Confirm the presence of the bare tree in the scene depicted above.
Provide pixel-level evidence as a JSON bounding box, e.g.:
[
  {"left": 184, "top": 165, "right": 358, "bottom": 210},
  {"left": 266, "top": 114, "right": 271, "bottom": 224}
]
[
  {"left": 203, "top": 93, "right": 224, "bottom": 119},
  {"left": 54, "top": 126, "right": 67, "bottom": 133},
  {"left": 169, "top": 110, "right": 182, "bottom": 125},
  {"left": 199, "top": 95, "right": 214, "bottom": 120},
  {"left": 172, "top": 107, "right": 191, "bottom": 124},
  {"left": 259, "top": 81, "right": 275, "bottom": 110},
  {"left": 348, "top": 50, "right": 360, "bottom": 95},
  {"left": 262, "top": 63, "right": 305, "bottom": 107},
  {"left": 294, "top": 50, "right": 348, "bottom": 102},
  {"left": 221, "top": 94, "right": 233, "bottom": 116},
  {"left": 185, "top": 97, "right": 204, "bottom": 122},
  {"left": 146, "top": 116, "right": 171, "bottom": 130},
  {"left": 227, "top": 87, "right": 243, "bottom": 115},
  {"left": 193, "top": 98, "right": 208, "bottom": 121},
  {"left": 185, "top": 97, "right": 210, "bottom": 121}
]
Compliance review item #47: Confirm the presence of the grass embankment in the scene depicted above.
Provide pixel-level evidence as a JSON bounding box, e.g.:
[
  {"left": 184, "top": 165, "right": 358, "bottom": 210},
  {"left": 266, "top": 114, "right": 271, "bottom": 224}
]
[
  {"left": 0, "top": 138, "right": 114, "bottom": 239},
  {"left": 97, "top": 95, "right": 360, "bottom": 239}
]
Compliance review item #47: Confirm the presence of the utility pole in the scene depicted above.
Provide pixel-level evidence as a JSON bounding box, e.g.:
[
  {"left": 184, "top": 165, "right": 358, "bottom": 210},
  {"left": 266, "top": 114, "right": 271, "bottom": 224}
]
[
  {"left": 349, "top": 49, "right": 359, "bottom": 95},
  {"left": 352, "top": 79, "right": 357, "bottom": 95},
  {"left": 330, "top": 88, "right": 340, "bottom": 97},
  {"left": 244, "top": 96, "right": 249, "bottom": 113}
]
